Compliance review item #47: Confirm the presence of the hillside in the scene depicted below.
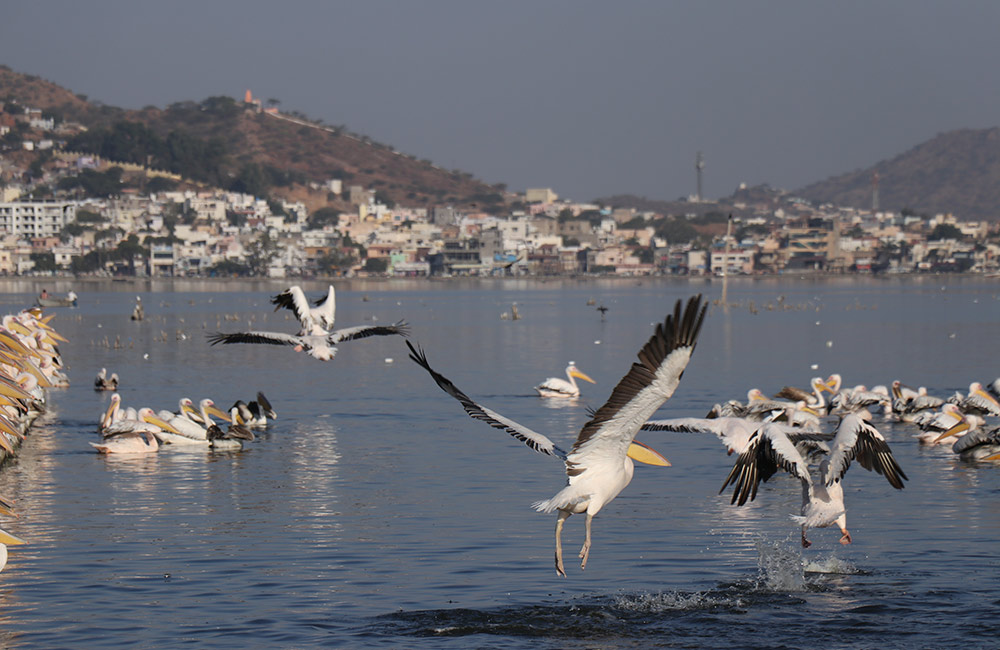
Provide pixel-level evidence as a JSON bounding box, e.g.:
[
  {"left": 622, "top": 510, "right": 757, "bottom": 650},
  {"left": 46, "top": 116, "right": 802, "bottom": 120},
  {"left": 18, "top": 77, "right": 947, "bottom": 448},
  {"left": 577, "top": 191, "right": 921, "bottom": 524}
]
[
  {"left": 0, "top": 66, "right": 504, "bottom": 210},
  {"left": 795, "top": 128, "right": 1000, "bottom": 220}
]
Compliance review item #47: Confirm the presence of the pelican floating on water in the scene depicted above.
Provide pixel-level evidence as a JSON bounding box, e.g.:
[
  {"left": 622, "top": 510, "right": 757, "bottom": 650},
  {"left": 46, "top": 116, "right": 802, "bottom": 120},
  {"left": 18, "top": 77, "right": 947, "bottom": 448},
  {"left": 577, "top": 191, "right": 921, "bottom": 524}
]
[
  {"left": 721, "top": 413, "right": 907, "bottom": 547},
  {"left": 534, "top": 363, "right": 596, "bottom": 398},
  {"left": 94, "top": 367, "right": 119, "bottom": 391},
  {"left": 207, "top": 320, "right": 409, "bottom": 362},
  {"left": 935, "top": 422, "right": 1000, "bottom": 460},
  {"left": 409, "top": 295, "right": 706, "bottom": 576},
  {"left": 271, "top": 285, "right": 336, "bottom": 335}
]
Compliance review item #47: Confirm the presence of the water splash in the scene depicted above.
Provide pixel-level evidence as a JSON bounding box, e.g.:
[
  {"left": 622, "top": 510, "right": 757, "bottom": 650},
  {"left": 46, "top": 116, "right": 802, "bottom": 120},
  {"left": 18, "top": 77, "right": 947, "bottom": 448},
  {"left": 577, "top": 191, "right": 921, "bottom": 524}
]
[
  {"left": 613, "top": 590, "right": 744, "bottom": 613},
  {"left": 754, "top": 537, "right": 808, "bottom": 591}
]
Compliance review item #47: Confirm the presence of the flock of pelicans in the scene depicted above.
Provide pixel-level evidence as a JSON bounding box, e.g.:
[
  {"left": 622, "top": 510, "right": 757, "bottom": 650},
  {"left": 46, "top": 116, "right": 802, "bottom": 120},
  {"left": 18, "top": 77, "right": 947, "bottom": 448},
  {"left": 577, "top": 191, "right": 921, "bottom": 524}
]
[
  {"left": 0, "top": 306, "right": 71, "bottom": 571},
  {"left": 3, "top": 287, "right": 1000, "bottom": 579}
]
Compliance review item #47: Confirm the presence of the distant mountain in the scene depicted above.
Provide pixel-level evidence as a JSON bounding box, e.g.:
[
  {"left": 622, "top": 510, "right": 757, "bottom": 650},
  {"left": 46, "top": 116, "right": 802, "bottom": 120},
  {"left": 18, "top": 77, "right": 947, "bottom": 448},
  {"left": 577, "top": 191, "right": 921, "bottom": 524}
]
[
  {"left": 0, "top": 66, "right": 504, "bottom": 210},
  {"left": 795, "top": 128, "right": 1000, "bottom": 220}
]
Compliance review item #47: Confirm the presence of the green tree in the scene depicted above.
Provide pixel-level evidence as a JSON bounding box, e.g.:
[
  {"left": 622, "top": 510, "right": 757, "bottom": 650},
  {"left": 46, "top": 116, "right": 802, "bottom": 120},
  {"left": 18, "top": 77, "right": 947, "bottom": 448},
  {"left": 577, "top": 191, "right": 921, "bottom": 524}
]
[
  {"left": 245, "top": 232, "right": 279, "bottom": 276},
  {"left": 928, "top": 223, "right": 963, "bottom": 240},
  {"left": 364, "top": 257, "right": 388, "bottom": 273},
  {"left": 30, "top": 252, "right": 58, "bottom": 272}
]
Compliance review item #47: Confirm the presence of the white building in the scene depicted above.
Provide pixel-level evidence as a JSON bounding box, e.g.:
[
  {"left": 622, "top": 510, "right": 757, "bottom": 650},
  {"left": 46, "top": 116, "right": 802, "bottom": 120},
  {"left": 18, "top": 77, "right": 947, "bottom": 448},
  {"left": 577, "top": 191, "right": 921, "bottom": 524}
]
[{"left": 0, "top": 201, "right": 77, "bottom": 238}]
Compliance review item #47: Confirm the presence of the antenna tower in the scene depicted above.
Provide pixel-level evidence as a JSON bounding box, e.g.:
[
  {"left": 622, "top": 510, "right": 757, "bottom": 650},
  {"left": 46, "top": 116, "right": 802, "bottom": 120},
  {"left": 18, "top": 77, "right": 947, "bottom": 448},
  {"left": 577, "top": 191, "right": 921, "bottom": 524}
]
[
  {"left": 695, "top": 152, "right": 705, "bottom": 202},
  {"left": 872, "top": 171, "right": 880, "bottom": 213}
]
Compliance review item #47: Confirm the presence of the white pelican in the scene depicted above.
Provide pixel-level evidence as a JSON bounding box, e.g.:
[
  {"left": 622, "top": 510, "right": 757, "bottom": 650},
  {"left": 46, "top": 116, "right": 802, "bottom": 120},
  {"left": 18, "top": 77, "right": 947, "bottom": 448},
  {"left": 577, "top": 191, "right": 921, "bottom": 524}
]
[
  {"left": 408, "top": 295, "right": 706, "bottom": 576},
  {"left": 0, "top": 527, "right": 26, "bottom": 573},
  {"left": 534, "top": 363, "right": 596, "bottom": 398},
  {"left": 92, "top": 407, "right": 170, "bottom": 454},
  {"left": 271, "top": 285, "right": 336, "bottom": 335},
  {"left": 829, "top": 384, "right": 890, "bottom": 416},
  {"left": 207, "top": 320, "right": 409, "bottom": 362},
  {"left": 935, "top": 423, "right": 1000, "bottom": 461},
  {"left": 959, "top": 382, "right": 1000, "bottom": 418},
  {"left": 913, "top": 404, "right": 982, "bottom": 445},
  {"left": 94, "top": 367, "right": 119, "bottom": 391},
  {"left": 154, "top": 399, "right": 231, "bottom": 445},
  {"left": 232, "top": 392, "right": 277, "bottom": 427},
  {"left": 641, "top": 413, "right": 826, "bottom": 457},
  {"left": 721, "top": 413, "right": 907, "bottom": 547}
]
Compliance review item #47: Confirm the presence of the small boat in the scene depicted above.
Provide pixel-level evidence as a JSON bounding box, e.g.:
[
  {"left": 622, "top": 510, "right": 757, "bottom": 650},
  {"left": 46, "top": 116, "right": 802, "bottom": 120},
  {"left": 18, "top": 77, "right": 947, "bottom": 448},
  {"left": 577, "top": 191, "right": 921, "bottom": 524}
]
[{"left": 36, "top": 291, "right": 78, "bottom": 308}]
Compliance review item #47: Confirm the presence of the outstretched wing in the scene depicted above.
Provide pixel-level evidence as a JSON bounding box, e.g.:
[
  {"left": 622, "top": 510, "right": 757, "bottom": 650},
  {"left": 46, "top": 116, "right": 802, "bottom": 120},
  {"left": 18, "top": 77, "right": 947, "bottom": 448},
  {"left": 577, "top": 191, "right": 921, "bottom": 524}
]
[
  {"left": 720, "top": 423, "right": 811, "bottom": 506},
  {"left": 328, "top": 320, "right": 409, "bottom": 343},
  {"left": 271, "top": 286, "right": 315, "bottom": 324},
  {"left": 824, "top": 413, "right": 908, "bottom": 489},
  {"left": 566, "top": 295, "right": 706, "bottom": 475},
  {"left": 407, "top": 341, "right": 566, "bottom": 459},
  {"left": 207, "top": 331, "right": 302, "bottom": 347}
]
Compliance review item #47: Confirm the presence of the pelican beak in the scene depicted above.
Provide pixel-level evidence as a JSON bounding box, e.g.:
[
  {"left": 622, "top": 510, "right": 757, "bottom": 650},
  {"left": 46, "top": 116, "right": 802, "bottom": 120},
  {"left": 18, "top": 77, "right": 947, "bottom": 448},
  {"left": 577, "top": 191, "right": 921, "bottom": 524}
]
[
  {"left": 0, "top": 378, "right": 32, "bottom": 401},
  {"left": 0, "top": 495, "right": 16, "bottom": 518},
  {"left": 934, "top": 421, "right": 971, "bottom": 444},
  {"left": 0, "top": 332, "right": 31, "bottom": 355},
  {"left": 0, "top": 528, "right": 27, "bottom": 546},
  {"left": 570, "top": 369, "right": 596, "bottom": 384},
  {"left": 802, "top": 405, "right": 820, "bottom": 416},
  {"left": 143, "top": 415, "right": 181, "bottom": 435},
  {"left": 983, "top": 452, "right": 1000, "bottom": 461},
  {"left": 627, "top": 440, "right": 671, "bottom": 467},
  {"left": 102, "top": 400, "right": 119, "bottom": 428},
  {"left": 6, "top": 322, "right": 32, "bottom": 337},
  {"left": 206, "top": 405, "right": 232, "bottom": 421},
  {"left": 0, "top": 435, "right": 14, "bottom": 455}
]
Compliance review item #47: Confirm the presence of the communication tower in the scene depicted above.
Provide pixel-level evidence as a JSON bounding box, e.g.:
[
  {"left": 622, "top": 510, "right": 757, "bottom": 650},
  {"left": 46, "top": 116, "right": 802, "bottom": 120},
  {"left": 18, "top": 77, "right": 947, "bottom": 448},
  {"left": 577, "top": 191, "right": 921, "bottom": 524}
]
[{"left": 695, "top": 152, "right": 705, "bottom": 202}]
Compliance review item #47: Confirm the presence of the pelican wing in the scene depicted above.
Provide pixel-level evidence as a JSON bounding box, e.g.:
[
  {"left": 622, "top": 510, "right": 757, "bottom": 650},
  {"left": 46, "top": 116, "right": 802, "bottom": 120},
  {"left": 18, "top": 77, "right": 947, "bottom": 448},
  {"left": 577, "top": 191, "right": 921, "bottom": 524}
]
[
  {"left": 951, "top": 425, "right": 1000, "bottom": 455},
  {"left": 774, "top": 385, "right": 812, "bottom": 402},
  {"left": 566, "top": 295, "right": 706, "bottom": 475},
  {"left": 327, "top": 320, "right": 409, "bottom": 343},
  {"left": 720, "top": 423, "right": 811, "bottom": 506},
  {"left": 271, "top": 286, "right": 314, "bottom": 324},
  {"left": 824, "top": 413, "right": 908, "bottom": 489},
  {"left": 207, "top": 331, "right": 302, "bottom": 347},
  {"left": 407, "top": 341, "right": 566, "bottom": 459}
]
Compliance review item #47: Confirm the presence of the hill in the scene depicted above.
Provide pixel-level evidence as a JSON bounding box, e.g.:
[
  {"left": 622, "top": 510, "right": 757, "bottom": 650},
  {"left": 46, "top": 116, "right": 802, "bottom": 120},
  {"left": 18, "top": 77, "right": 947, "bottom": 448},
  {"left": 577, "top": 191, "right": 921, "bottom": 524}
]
[
  {"left": 0, "top": 66, "right": 505, "bottom": 211},
  {"left": 795, "top": 128, "right": 1000, "bottom": 220}
]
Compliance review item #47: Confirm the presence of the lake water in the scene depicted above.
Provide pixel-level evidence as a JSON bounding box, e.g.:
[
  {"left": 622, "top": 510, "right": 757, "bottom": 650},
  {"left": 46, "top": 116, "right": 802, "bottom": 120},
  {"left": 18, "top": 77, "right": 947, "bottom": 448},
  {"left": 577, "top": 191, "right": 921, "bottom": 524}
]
[{"left": 0, "top": 276, "right": 997, "bottom": 648}]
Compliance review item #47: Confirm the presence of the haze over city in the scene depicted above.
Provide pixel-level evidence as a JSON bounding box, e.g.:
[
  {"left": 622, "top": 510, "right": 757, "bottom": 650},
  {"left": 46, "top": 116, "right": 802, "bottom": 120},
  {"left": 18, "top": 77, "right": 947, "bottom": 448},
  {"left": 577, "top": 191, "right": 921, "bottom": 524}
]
[{"left": 2, "top": 1, "right": 999, "bottom": 202}]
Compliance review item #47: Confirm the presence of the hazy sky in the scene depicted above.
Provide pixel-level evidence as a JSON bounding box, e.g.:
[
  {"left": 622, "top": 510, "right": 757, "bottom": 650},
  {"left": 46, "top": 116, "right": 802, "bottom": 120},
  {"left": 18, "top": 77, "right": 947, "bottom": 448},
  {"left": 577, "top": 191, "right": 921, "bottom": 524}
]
[{"left": 2, "top": 1, "right": 999, "bottom": 202}]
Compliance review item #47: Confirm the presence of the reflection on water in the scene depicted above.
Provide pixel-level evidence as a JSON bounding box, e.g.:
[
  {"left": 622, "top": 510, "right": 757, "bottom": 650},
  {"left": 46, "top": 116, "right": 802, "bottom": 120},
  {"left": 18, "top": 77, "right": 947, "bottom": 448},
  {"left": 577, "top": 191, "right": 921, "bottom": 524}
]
[{"left": 0, "top": 277, "right": 996, "bottom": 648}]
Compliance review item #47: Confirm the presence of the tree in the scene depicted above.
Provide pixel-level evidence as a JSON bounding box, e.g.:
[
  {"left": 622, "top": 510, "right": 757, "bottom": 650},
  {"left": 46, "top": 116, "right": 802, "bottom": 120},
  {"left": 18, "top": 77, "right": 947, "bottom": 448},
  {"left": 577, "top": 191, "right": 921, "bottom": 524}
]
[
  {"left": 30, "top": 252, "right": 57, "bottom": 272},
  {"left": 245, "top": 232, "right": 279, "bottom": 276},
  {"left": 364, "top": 257, "right": 388, "bottom": 273},
  {"left": 928, "top": 223, "right": 963, "bottom": 241}
]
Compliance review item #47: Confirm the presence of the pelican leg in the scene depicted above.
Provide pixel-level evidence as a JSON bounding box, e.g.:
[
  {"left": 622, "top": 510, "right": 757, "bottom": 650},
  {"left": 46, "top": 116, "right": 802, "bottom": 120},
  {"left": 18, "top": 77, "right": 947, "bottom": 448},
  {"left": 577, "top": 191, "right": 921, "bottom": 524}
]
[
  {"left": 801, "top": 527, "right": 812, "bottom": 548},
  {"left": 839, "top": 528, "right": 852, "bottom": 545},
  {"left": 554, "top": 510, "right": 571, "bottom": 577},
  {"left": 578, "top": 513, "right": 592, "bottom": 570}
]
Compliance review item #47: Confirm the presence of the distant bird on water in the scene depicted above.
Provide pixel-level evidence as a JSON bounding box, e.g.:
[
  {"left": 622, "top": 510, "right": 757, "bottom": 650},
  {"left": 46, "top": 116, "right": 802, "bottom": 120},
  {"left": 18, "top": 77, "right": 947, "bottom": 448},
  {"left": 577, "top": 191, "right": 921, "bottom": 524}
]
[
  {"left": 596, "top": 305, "right": 609, "bottom": 321},
  {"left": 409, "top": 294, "right": 706, "bottom": 576},
  {"left": 94, "top": 367, "right": 119, "bottom": 391},
  {"left": 534, "top": 363, "right": 596, "bottom": 398}
]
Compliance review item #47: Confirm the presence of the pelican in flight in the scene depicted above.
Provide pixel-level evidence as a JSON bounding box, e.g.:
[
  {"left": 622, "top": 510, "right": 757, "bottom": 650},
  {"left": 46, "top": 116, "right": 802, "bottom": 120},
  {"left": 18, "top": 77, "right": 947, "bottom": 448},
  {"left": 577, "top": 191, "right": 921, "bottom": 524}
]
[
  {"left": 94, "top": 367, "right": 119, "bottom": 391},
  {"left": 721, "top": 413, "right": 907, "bottom": 547},
  {"left": 207, "top": 320, "right": 409, "bottom": 361},
  {"left": 534, "top": 363, "right": 596, "bottom": 398},
  {"left": 271, "top": 285, "right": 336, "bottom": 335},
  {"left": 409, "top": 295, "right": 706, "bottom": 576}
]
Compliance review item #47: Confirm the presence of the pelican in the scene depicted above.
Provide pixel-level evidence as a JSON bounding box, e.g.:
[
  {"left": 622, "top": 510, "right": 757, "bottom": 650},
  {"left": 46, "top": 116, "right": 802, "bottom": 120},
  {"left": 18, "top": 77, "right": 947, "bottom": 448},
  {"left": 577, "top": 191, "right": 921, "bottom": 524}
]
[
  {"left": 208, "top": 408, "right": 256, "bottom": 450},
  {"left": 207, "top": 320, "right": 409, "bottom": 362},
  {"left": 232, "top": 392, "right": 276, "bottom": 428},
  {"left": 271, "top": 285, "right": 336, "bottom": 335},
  {"left": 534, "top": 363, "right": 596, "bottom": 398},
  {"left": 409, "top": 295, "right": 706, "bottom": 576},
  {"left": 829, "top": 384, "right": 890, "bottom": 416},
  {"left": 959, "top": 382, "right": 1000, "bottom": 418},
  {"left": 91, "top": 429, "right": 159, "bottom": 454},
  {"left": 913, "top": 403, "right": 981, "bottom": 445},
  {"left": 150, "top": 398, "right": 231, "bottom": 445},
  {"left": 641, "top": 413, "right": 826, "bottom": 456},
  {"left": 721, "top": 413, "right": 907, "bottom": 547},
  {"left": 774, "top": 377, "right": 831, "bottom": 411},
  {"left": 0, "top": 527, "right": 26, "bottom": 573},
  {"left": 935, "top": 423, "right": 1000, "bottom": 461},
  {"left": 94, "top": 367, "right": 119, "bottom": 391}
]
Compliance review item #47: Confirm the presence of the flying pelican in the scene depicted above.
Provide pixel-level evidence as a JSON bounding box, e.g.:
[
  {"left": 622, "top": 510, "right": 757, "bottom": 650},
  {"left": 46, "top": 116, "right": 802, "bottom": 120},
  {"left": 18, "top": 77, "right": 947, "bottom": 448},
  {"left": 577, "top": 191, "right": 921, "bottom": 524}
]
[
  {"left": 207, "top": 320, "right": 409, "bottom": 362},
  {"left": 409, "top": 294, "right": 706, "bottom": 576},
  {"left": 94, "top": 367, "right": 119, "bottom": 391},
  {"left": 640, "top": 413, "right": 825, "bottom": 456},
  {"left": 271, "top": 285, "right": 336, "bottom": 335},
  {"left": 935, "top": 423, "right": 1000, "bottom": 460},
  {"left": 534, "top": 363, "right": 596, "bottom": 398},
  {"left": 721, "top": 413, "right": 907, "bottom": 547}
]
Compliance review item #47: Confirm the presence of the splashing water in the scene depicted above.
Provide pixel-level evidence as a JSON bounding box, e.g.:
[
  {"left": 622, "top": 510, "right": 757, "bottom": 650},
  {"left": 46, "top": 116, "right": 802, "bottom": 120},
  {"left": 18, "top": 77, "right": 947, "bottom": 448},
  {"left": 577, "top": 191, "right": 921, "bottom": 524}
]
[{"left": 754, "top": 538, "right": 808, "bottom": 592}]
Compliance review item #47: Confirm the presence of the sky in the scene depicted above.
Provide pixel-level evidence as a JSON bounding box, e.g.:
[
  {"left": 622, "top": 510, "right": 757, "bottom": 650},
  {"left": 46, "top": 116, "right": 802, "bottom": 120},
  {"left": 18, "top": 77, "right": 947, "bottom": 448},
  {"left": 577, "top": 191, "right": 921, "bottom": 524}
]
[{"left": 3, "top": 1, "right": 1000, "bottom": 203}]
